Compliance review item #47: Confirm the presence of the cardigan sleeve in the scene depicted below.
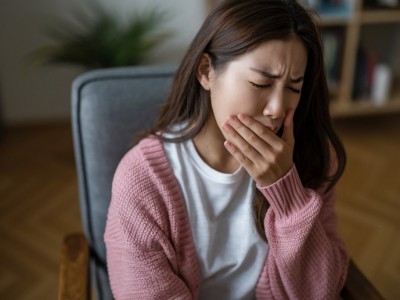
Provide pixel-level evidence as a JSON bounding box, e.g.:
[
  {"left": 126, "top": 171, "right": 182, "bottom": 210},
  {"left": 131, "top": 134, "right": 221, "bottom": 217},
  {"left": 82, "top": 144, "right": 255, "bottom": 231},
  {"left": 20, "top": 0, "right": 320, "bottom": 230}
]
[
  {"left": 104, "top": 151, "right": 195, "bottom": 300},
  {"left": 255, "top": 165, "right": 349, "bottom": 300}
]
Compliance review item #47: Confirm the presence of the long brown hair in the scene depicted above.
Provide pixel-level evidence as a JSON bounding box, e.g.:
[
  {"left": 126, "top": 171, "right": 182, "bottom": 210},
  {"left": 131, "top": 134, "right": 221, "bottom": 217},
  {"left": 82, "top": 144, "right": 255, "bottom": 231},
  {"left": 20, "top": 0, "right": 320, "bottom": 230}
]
[{"left": 149, "top": 0, "right": 346, "bottom": 241}]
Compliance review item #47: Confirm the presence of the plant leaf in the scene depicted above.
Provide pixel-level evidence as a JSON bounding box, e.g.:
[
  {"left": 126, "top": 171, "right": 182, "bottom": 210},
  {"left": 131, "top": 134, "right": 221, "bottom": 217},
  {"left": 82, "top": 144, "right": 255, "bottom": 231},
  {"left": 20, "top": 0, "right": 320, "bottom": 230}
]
[{"left": 29, "top": 5, "right": 173, "bottom": 69}]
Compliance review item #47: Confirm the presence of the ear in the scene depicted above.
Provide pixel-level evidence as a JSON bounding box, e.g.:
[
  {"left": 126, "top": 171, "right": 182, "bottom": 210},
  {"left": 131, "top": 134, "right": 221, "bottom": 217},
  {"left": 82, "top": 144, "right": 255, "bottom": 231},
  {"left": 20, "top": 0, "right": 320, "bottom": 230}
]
[{"left": 197, "top": 53, "right": 213, "bottom": 91}]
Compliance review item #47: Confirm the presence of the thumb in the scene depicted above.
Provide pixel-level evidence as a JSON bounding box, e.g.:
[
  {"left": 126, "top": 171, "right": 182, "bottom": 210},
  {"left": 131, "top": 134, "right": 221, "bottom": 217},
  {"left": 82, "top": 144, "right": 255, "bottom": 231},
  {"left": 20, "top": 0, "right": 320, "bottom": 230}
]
[{"left": 282, "top": 109, "right": 295, "bottom": 146}]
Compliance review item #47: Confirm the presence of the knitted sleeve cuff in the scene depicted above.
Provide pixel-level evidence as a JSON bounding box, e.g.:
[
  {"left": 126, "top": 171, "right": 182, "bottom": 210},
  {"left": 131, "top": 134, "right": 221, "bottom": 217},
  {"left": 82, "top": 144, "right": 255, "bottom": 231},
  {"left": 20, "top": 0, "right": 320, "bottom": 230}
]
[{"left": 256, "top": 165, "right": 311, "bottom": 220}]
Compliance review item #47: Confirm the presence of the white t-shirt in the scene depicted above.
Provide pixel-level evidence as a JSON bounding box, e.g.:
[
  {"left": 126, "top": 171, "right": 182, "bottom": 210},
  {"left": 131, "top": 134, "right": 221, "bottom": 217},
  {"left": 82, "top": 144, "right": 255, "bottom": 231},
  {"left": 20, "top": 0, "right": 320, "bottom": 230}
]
[{"left": 163, "top": 132, "right": 268, "bottom": 300}]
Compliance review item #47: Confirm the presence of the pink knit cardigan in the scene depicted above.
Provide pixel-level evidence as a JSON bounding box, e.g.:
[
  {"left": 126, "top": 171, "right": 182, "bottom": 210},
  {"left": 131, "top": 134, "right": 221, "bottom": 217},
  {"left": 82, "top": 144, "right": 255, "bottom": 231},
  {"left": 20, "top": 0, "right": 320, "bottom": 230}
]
[{"left": 104, "top": 136, "right": 349, "bottom": 299}]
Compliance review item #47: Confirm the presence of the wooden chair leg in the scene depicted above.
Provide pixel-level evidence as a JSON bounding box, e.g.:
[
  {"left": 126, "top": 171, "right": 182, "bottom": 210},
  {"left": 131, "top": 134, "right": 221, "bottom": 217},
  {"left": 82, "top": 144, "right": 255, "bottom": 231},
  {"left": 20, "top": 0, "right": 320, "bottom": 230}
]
[{"left": 58, "top": 233, "right": 90, "bottom": 300}]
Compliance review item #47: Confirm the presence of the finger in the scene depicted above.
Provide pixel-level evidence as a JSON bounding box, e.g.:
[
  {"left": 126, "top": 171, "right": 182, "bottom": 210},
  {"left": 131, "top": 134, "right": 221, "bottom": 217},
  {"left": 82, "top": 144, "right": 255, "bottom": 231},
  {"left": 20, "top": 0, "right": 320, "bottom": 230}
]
[
  {"left": 223, "top": 140, "right": 254, "bottom": 169},
  {"left": 225, "top": 115, "right": 274, "bottom": 156},
  {"left": 236, "top": 113, "right": 281, "bottom": 149},
  {"left": 282, "top": 109, "right": 295, "bottom": 146},
  {"left": 222, "top": 121, "right": 263, "bottom": 163}
]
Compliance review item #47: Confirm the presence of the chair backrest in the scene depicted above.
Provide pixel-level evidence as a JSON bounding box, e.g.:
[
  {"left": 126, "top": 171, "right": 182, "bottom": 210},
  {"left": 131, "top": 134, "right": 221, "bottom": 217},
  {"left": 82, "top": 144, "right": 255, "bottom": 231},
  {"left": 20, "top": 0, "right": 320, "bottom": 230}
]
[{"left": 71, "top": 65, "right": 176, "bottom": 299}]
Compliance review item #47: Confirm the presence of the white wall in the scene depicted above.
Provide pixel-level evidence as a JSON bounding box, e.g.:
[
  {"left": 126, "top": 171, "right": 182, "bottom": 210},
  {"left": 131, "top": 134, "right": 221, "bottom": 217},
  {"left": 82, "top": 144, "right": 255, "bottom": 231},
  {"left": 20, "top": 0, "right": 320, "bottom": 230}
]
[{"left": 0, "top": 0, "right": 206, "bottom": 125}]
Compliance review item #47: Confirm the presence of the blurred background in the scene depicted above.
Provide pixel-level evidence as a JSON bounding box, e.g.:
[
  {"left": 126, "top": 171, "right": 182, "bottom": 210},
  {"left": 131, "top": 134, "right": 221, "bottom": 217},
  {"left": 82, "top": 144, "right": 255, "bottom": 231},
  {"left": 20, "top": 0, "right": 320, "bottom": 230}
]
[
  {"left": 0, "top": 0, "right": 206, "bottom": 125},
  {"left": 0, "top": 0, "right": 399, "bottom": 299}
]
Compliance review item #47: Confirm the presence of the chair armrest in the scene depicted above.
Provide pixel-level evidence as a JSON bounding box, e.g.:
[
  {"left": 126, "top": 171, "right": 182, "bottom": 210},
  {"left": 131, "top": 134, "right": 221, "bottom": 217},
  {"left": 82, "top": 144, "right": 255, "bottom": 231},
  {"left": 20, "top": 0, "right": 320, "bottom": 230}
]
[
  {"left": 341, "top": 259, "right": 384, "bottom": 300},
  {"left": 58, "top": 233, "right": 90, "bottom": 300}
]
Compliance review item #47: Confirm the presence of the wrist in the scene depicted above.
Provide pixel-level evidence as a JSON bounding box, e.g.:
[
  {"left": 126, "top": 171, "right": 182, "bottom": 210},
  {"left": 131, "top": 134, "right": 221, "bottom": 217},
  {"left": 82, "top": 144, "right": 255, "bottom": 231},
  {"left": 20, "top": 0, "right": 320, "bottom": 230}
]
[{"left": 256, "top": 165, "right": 310, "bottom": 219}]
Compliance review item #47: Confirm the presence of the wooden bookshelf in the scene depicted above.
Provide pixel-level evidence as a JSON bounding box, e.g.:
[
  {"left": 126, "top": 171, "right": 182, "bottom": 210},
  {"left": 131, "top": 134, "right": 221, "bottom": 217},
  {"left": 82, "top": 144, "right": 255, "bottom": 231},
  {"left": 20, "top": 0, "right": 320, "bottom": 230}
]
[
  {"left": 317, "top": 0, "right": 400, "bottom": 118},
  {"left": 331, "top": 97, "right": 400, "bottom": 117},
  {"left": 361, "top": 9, "right": 400, "bottom": 23}
]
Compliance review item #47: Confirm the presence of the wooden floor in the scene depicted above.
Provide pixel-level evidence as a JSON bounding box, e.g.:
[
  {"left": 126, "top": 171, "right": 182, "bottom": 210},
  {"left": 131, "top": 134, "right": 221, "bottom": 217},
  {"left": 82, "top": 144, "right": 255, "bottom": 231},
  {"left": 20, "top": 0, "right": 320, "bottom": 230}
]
[
  {"left": 0, "top": 122, "right": 82, "bottom": 300},
  {"left": 0, "top": 115, "right": 399, "bottom": 299},
  {"left": 334, "top": 114, "right": 400, "bottom": 300}
]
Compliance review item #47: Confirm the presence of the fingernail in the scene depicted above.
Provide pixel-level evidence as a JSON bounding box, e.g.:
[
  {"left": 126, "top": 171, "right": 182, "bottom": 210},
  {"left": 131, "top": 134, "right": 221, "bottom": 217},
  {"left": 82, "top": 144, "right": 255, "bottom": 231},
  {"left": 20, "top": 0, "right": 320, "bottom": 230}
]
[
  {"left": 224, "top": 140, "right": 233, "bottom": 149},
  {"left": 222, "top": 122, "right": 231, "bottom": 132},
  {"left": 238, "top": 113, "right": 248, "bottom": 121},
  {"left": 227, "top": 115, "right": 237, "bottom": 124}
]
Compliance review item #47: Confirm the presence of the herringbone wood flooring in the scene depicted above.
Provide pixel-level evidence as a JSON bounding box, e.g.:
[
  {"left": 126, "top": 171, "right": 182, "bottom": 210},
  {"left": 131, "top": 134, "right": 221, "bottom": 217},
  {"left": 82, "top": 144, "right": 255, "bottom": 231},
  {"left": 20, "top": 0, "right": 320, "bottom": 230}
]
[
  {"left": 0, "top": 122, "right": 82, "bottom": 299},
  {"left": 0, "top": 115, "right": 399, "bottom": 299}
]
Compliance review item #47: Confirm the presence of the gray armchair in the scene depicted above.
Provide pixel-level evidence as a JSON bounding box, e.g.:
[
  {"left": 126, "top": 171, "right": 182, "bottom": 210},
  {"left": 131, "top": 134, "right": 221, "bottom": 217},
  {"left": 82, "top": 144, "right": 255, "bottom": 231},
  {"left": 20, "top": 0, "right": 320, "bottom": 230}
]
[{"left": 60, "top": 65, "right": 384, "bottom": 300}]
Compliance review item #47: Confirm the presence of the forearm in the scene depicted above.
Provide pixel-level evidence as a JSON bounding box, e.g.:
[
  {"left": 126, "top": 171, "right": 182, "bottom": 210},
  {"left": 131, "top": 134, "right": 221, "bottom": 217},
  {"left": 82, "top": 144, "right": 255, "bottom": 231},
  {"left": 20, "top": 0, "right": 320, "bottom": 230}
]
[
  {"left": 105, "top": 202, "right": 194, "bottom": 300},
  {"left": 256, "top": 166, "right": 349, "bottom": 300}
]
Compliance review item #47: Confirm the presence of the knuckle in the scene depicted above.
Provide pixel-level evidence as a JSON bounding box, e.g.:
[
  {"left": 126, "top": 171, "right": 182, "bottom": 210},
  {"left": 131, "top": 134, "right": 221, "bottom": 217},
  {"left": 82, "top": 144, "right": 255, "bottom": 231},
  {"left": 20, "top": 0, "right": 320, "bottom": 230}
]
[
  {"left": 246, "top": 117, "right": 254, "bottom": 125},
  {"left": 235, "top": 122, "right": 244, "bottom": 132},
  {"left": 230, "top": 146, "right": 238, "bottom": 155},
  {"left": 243, "top": 145, "right": 252, "bottom": 154},
  {"left": 248, "top": 132, "right": 258, "bottom": 144},
  {"left": 238, "top": 153, "right": 246, "bottom": 164},
  {"left": 269, "top": 155, "right": 278, "bottom": 165},
  {"left": 275, "top": 143, "right": 285, "bottom": 153},
  {"left": 230, "top": 130, "right": 237, "bottom": 138},
  {"left": 257, "top": 127, "right": 266, "bottom": 136}
]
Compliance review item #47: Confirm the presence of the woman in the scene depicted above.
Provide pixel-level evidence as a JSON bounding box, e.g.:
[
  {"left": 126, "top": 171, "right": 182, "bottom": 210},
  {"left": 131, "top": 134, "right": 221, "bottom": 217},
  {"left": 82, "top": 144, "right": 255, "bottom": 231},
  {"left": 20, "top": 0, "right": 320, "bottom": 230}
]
[{"left": 105, "top": 0, "right": 349, "bottom": 299}]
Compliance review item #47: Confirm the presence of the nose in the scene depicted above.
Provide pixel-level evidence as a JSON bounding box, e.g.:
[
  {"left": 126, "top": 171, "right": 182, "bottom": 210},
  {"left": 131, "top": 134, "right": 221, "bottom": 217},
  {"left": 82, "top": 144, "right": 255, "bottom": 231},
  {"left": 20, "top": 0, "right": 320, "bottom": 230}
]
[{"left": 262, "top": 86, "right": 285, "bottom": 120}]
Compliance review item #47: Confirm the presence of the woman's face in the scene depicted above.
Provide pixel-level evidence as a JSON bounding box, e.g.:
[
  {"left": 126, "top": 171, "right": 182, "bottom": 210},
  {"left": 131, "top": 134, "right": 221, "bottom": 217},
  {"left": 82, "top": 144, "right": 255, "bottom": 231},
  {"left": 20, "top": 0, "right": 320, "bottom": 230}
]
[{"left": 201, "top": 37, "right": 307, "bottom": 136}]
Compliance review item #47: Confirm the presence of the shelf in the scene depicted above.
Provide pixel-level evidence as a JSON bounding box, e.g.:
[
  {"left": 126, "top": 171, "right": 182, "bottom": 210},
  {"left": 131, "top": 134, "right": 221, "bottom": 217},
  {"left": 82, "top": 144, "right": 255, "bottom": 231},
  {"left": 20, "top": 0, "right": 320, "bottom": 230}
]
[
  {"left": 361, "top": 9, "right": 400, "bottom": 24},
  {"left": 318, "top": 16, "right": 352, "bottom": 26},
  {"left": 331, "top": 99, "right": 400, "bottom": 118},
  {"left": 304, "top": 1, "right": 400, "bottom": 117}
]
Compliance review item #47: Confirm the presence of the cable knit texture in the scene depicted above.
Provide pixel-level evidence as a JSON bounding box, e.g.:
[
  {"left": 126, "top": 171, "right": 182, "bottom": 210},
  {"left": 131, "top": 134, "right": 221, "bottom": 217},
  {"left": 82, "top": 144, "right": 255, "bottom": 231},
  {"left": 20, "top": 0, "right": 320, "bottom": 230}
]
[{"left": 104, "top": 136, "right": 349, "bottom": 299}]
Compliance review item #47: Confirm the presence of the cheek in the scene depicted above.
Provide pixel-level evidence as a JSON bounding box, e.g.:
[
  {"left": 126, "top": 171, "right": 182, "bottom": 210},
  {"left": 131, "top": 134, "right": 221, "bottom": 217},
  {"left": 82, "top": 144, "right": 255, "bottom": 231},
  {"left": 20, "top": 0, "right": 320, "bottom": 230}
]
[
  {"left": 211, "top": 83, "right": 253, "bottom": 124},
  {"left": 287, "top": 94, "right": 301, "bottom": 111}
]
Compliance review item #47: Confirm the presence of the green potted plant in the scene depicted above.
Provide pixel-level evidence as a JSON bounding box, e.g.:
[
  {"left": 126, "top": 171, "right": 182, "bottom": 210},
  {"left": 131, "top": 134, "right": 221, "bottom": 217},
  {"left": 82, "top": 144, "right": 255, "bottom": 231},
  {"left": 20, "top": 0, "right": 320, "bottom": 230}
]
[{"left": 30, "top": 3, "right": 172, "bottom": 69}]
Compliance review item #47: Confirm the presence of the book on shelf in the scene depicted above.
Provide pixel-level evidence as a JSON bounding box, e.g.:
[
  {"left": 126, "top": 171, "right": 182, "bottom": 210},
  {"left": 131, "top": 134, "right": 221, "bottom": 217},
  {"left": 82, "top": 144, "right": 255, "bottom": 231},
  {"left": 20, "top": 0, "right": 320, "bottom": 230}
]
[
  {"left": 352, "top": 45, "right": 393, "bottom": 105},
  {"left": 322, "top": 27, "right": 344, "bottom": 93},
  {"left": 363, "top": 0, "right": 400, "bottom": 9},
  {"left": 352, "top": 46, "right": 370, "bottom": 101},
  {"left": 299, "top": 0, "right": 354, "bottom": 18}
]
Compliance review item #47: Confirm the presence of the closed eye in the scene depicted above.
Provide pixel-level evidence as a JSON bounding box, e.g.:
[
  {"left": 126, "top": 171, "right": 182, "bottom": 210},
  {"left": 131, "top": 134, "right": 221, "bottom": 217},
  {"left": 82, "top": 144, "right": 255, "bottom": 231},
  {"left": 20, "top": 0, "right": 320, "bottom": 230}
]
[
  {"left": 250, "top": 82, "right": 270, "bottom": 89},
  {"left": 288, "top": 87, "right": 301, "bottom": 94}
]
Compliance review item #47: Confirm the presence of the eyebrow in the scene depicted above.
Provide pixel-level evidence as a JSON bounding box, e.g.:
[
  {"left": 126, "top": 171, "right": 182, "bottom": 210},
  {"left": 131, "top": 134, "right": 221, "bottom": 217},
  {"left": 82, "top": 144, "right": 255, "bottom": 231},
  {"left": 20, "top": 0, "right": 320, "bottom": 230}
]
[{"left": 250, "top": 68, "right": 304, "bottom": 83}]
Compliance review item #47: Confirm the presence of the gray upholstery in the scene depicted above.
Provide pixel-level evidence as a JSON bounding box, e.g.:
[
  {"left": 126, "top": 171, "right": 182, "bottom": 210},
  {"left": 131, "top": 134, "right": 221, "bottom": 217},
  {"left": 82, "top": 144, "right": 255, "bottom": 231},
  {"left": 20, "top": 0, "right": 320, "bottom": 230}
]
[{"left": 71, "top": 65, "right": 177, "bottom": 299}]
